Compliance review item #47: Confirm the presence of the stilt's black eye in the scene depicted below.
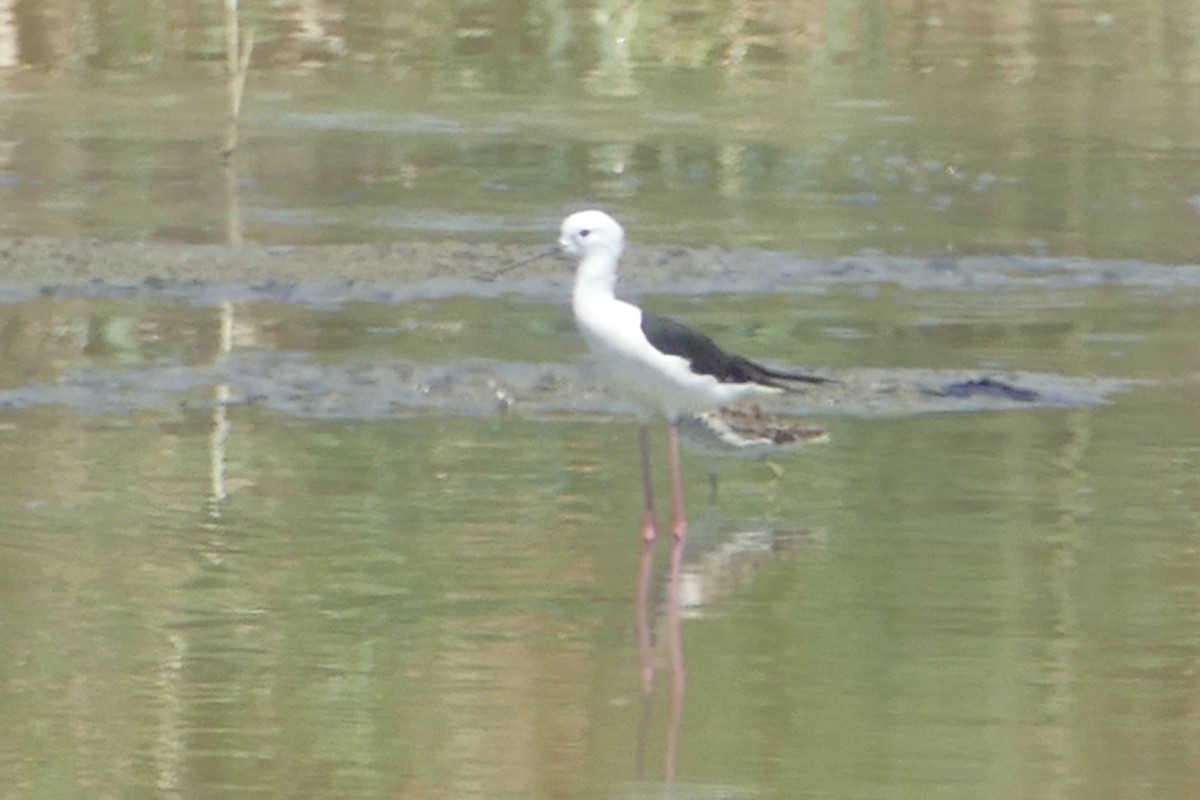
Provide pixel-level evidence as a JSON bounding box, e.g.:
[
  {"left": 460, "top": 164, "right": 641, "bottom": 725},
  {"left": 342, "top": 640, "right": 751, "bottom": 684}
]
[{"left": 579, "top": 229, "right": 590, "bottom": 238}]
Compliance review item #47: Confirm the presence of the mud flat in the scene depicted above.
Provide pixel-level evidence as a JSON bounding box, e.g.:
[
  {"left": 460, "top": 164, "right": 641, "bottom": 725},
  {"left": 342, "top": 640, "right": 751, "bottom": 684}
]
[
  {"left": 0, "top": 236, "right": 1171, "bottom": 419},
  {"left": 0, "top": 346, "right": 1131, "bottom": 422},
  {"left": 2, "top": 236, "right": 1200, "bottom": 307}
]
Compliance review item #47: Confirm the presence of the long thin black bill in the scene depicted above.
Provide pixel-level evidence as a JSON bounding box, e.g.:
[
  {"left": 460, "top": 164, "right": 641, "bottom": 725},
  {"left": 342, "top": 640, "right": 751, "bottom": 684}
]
[{"left": 480, "top": 245, "right": 560, "bottom": 281}]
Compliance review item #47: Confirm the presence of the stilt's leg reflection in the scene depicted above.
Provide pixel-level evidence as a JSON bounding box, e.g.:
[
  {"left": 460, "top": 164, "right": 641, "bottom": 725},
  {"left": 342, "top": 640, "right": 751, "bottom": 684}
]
[
  {"left": 634, "top": 538, "right": 657, "bottom": 781},
  {"left": 665, "top": 534, "right": 687, "bottom": 784},
  {"left": 633, "top": 531, "right": 688, "bottom": 785}
]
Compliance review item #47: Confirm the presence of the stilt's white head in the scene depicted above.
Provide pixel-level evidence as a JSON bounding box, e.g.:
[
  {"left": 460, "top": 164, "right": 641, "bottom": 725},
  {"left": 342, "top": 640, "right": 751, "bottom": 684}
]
[
  {"left": 559, "top": 210, "right": 625, "bottom": 262},
  {"left": 560, "top": 210, "right": 626, "bottom": 297}
]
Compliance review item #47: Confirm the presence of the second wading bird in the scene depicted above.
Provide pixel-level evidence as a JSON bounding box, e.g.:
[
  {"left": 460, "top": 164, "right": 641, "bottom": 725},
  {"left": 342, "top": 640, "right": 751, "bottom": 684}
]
[{"left": 493, "top": 210, "right": 831, "bottom": 544}]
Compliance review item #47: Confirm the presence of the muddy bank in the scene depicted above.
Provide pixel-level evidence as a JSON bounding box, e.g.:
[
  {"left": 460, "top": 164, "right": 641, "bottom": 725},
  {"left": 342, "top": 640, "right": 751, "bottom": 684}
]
[
  {"left": 0, "top": 236, "right": 1155, "bottom": 420},
  {"left": 3, "top": 236, "right": 1200, "bottom": 306},
  {"left": 0, "top": 351, "right": 1130, "bottom": 421}
]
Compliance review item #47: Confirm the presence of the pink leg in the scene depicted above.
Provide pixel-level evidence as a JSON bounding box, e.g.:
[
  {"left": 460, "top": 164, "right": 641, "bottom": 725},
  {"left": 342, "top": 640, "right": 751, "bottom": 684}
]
[
  {"left": 666, "top": 420, "right": 688, "bottom": 542},
  {"left": 638, "top": 423, "right": 658, "bottom": 543}
]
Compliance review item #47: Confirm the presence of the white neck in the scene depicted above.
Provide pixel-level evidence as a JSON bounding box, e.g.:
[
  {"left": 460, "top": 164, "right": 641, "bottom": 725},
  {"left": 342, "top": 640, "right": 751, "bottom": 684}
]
[{"left": 571, "top": 252, "right": 619, "bottom": 306}]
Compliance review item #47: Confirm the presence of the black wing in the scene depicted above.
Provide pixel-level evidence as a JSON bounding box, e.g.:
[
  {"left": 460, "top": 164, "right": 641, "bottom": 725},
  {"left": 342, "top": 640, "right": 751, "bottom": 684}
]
[{"left": 640, "top": 312, "right": 829, "bottom": 387}]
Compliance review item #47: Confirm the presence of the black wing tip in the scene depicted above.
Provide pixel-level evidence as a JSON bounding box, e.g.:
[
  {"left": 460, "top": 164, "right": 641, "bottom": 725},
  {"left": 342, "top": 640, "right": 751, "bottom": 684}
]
[{"left": 754, "top": 363, "right": 839, "bottom": 387}]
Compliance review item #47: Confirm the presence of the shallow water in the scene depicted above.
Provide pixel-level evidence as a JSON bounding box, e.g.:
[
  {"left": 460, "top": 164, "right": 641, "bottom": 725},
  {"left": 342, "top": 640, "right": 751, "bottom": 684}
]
[
  {"left": 2, "top": 280, "right": 1199, "bottom": 799},
  {"left": 4, "top": 2, "right": 1200, "bottom": 799},
  {"left": 4, "top": 383, "right": 1200, "bottom": 798},
  {"left": 3, "top": 1, "right": 1200, "bottom": 261}
]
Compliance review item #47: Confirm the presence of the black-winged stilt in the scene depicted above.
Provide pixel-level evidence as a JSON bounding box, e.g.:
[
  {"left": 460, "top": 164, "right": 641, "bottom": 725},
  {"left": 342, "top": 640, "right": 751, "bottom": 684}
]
[{"left": 495, "top": 210, "right": 831, "bottom": 543}]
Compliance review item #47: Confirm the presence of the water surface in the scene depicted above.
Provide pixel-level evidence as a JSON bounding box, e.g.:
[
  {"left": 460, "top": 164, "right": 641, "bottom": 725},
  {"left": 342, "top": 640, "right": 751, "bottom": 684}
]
[
  {"left": 1, "top": 277, "right": 1198, "bottom": 798},
  {"left": 4, "top": 383, "right": 1200, "bottom": 798},
  {"left": 3, "top": 2, "right": 1200, "bottom": 799},
  {"left": 2, "top": 1, "right": 1200, "bottom": 260}
]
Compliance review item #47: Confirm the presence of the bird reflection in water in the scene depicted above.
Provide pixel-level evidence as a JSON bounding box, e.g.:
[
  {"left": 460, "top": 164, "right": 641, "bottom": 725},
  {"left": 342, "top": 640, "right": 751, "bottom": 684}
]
[
  {"left": 631, "top": 508, "right": 826, "bottom": 788},
  {"left": 634, "top": 535, "right": 687, "bottom": 785}
]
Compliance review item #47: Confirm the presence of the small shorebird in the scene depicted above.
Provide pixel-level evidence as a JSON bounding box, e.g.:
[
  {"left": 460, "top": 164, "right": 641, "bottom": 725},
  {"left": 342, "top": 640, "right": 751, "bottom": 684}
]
[
  {"left": 678, "top": 404, "right": 829, "bottom": 500},
  {"left": 493, "top": 210, "right": 831, "bottom": 543}
]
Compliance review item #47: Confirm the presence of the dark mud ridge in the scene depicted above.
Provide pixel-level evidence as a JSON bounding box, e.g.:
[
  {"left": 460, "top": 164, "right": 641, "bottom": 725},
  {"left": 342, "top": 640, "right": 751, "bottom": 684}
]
[
  {"left": 2, "top": 236, "right": 1200, "bottom": 307},
  {"left": 0, "top": 353, "right": 1131, "bottom": 420}
]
